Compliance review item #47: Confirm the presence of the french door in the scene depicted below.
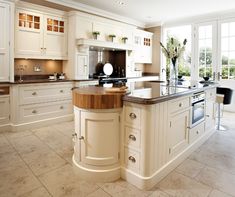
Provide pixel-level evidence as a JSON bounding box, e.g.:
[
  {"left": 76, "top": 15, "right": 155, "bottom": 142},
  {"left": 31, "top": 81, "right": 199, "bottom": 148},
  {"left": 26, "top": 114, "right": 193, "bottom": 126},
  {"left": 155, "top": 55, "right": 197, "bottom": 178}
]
[{"left": 194, "top": 21, "right": 218, "bottom": 81}]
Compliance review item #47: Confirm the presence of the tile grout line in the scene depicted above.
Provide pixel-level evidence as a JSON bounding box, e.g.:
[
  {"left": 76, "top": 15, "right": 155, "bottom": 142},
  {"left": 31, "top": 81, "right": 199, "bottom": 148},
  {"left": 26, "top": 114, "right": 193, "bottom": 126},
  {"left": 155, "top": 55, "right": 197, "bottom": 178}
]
[{"left": 4, "top": 133, "right": 54, "bottom": 197}]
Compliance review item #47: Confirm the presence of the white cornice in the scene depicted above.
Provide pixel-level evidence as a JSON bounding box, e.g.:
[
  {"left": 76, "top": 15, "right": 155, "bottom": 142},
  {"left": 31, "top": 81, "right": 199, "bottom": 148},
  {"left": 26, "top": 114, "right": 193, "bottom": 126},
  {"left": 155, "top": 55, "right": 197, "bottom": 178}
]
[{"left": 43, "top": 0, "right": 145, "bottom": 28}]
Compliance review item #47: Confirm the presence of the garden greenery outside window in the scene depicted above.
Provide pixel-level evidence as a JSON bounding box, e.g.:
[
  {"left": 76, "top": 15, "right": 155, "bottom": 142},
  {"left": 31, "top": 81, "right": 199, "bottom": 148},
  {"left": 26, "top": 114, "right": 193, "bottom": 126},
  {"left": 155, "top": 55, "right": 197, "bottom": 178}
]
[
  {"left": 221, "top": 22, "right": 235, "bottom": 79},
  {"left": 163, "top": 25, "right": 192, "bottom": 80}
]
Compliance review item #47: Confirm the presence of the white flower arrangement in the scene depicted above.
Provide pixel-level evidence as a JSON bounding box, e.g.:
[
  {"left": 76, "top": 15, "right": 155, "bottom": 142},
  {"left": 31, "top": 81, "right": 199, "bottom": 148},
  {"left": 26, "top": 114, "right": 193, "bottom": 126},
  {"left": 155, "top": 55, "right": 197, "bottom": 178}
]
[{"left": 160, "top": 37, "right": 187, "bottom": 65}]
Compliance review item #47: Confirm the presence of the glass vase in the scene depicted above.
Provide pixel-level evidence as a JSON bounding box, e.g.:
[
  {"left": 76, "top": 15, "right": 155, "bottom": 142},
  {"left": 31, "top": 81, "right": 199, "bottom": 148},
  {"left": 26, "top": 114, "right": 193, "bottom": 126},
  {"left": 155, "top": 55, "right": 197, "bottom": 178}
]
[{"left": 170, "top": 60, "right": 178, "bottom": 83}]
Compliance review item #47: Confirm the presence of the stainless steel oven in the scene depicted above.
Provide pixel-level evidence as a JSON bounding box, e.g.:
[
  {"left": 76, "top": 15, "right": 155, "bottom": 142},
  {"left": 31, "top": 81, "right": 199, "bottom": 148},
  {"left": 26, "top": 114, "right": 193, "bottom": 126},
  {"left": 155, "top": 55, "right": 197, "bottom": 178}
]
[{"left": 191, "top": 92, "right": 205, "bottom": 128}]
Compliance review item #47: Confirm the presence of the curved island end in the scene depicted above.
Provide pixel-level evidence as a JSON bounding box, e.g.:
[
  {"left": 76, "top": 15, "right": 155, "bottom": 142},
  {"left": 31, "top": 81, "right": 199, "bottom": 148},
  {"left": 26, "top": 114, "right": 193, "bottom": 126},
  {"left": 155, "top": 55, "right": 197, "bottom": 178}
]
[{"left": 72, "top": 86, "right": 126, "bottom": 182}]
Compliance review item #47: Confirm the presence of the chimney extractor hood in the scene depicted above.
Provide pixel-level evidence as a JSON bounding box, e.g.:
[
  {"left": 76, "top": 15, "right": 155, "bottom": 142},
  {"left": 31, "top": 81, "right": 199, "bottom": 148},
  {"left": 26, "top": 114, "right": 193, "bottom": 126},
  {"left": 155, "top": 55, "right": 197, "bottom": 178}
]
[{"left": 76, "top": 38, "right": 134, "bottom": 51}]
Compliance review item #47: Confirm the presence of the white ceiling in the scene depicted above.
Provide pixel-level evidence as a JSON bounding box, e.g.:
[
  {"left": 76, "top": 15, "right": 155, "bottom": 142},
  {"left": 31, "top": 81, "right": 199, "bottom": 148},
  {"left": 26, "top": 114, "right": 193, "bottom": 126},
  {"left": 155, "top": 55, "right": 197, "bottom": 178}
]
[{"left": 70, "top": 0, "right": 235, "bottom": 26}]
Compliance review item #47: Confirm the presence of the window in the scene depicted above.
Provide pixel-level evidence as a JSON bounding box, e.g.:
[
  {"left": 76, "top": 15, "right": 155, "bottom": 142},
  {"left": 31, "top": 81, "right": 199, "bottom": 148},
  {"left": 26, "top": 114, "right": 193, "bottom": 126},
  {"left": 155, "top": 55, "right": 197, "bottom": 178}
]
[
  {"left": 163, "top": 25, "right": 192, "bottom": 79},
  {"left": 198, "top": 25, "right": 213, "bottom": 79},
  {"left": 221, "top": 21, "right": 235, "bottom": 79}
]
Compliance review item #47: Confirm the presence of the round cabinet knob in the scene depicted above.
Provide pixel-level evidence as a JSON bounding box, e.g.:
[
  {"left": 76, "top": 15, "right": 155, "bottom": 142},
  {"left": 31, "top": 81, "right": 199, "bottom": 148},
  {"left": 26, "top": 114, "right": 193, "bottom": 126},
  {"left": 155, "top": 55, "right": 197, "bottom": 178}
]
[
  {"left": 129, "top": 113, "right": 136, "bottom": 120},
  {"left": 128, "top": 134, "right": 136, "bottom": 141},
  {"left": 60, "top": 90, "right": 64, "bottom": 93},
  {"left": 32, "top": 92, "right": 37, "bottom": 96},
  {"left": 128, "top": 156, "right": 136, "bottom": 163},
  {"left": 32, "top": 110, "right": 37, "bottom": 114},
  {"left": 179, "top": 103, "right": 182, "bottom": 107},
  {"left": 60, "top": 106, "right": 64, "bottom": 109},
  {"left": 196, "top": 130, "right": 199, "bottom": 134}
]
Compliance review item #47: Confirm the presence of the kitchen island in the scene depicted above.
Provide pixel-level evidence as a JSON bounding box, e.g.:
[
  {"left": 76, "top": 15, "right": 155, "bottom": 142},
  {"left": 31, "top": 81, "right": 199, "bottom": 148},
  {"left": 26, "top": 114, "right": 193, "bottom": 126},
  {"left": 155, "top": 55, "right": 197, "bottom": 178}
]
[{"left": 72, "top": 81, "right": 217, "bottom": 189}]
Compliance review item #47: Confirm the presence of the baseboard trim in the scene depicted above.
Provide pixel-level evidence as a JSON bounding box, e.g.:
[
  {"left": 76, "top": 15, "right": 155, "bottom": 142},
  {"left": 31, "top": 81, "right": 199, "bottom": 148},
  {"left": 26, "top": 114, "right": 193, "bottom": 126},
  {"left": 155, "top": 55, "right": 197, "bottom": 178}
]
[
  {"left": 0, "top": 114, "right": 74, "bottom": 132},
  {"left": 121, "top": 130, "right": 215, "bottom": 190},
  {"left": 72, "top": 155, "right": 121, "bottom": 182}
]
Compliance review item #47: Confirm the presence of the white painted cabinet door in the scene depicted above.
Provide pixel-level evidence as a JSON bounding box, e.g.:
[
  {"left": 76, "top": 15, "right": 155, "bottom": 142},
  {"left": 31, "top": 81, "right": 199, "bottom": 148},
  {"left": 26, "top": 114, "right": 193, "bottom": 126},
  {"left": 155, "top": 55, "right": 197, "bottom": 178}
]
[
  {"left": 0, "top": 96, "right": 10, "bottom": 125},
  {"left": 15, "top": 9, "right": 44, "bottom": 58},
  {"left": 133, "top": 29, "right": 152, "bottom": 64},
  {"left": 168, "top": 109, "right": 190, "bottom": 158},
  {"left": 43, "top": 15, "right": 67, "bottom": 59},
  {"left": 205, "top": 100, "right": 216, "bottom": 131},
  {"left": 0, "top": 2, "right": 9, "bottom": 82},
  {"left": 75, "top": 53, "right": 89, "bottom": 79},
  {"left": 80, "top": 111, "right": 119, "bottom": 166}
]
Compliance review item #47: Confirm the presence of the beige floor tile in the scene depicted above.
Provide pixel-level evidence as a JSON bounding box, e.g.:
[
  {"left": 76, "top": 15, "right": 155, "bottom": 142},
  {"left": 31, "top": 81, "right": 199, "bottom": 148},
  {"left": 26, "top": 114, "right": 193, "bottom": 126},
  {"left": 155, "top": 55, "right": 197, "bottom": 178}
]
[
  {"left": 208, "top": 189, "right": 233, "bottom": 197},
  {"left": 175, "top": 159, "right": 205, "bottom": 178},
  {"left": 52, "top": 121, "right": 75, "bottom": 137},
  {"left": 10, "top": 135, "right": 67, "bottom": 176},
  {"left": 195, "top": 166, "right": 235, "bottom": 196},
  {"left": 19, "top": 187, "right": 51, "bottom": 197},
  {"left": 39, "top": 164, "right": 99, "bottom": 197},
  {"left": 87, "top": 188, "right": 111, "bottom": 197},
  {"left": 189, "top": 148, "right": 235, "bottom": 175},
  {"left": 149, "top": 189, "right": 172, "bottom": 197},
  {"left": 34, "top": 127, "right": 73, "bottom": 163},
  {"left": 100, "top": 179, "right": 153, "bottom": 197},
  {"left": 5, "top": 130, "right": 32, "bottom": 140},
  {"left": 157, "top": 171, "right": 212, "bottom": 197},
  {"left": 201, "top": 133, "right": 235, "bottom": 159},
  {"left": 0, "top": 155, "right": 41, "bottom": 197}
]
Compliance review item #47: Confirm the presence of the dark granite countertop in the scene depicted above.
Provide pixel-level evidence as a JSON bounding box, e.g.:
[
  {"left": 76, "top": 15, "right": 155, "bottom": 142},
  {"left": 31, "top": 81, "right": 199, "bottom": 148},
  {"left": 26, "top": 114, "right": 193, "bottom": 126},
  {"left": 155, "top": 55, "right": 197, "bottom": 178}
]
[{"left": 123, "top": 80, "right": 219, "bottom": 104}]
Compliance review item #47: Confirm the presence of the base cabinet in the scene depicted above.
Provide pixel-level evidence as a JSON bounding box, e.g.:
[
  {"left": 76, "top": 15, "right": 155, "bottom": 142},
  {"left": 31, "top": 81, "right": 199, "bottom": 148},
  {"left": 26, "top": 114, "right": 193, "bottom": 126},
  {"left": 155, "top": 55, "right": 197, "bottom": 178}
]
[
  {"left": 168, "top": 109, "right": 190, "bottom": 158},
  {"left": 80, "top": 111, "right": 119, "bottom": 166},
  {"left": 0, "top": 96, "right": 10, "bottom": 125}
]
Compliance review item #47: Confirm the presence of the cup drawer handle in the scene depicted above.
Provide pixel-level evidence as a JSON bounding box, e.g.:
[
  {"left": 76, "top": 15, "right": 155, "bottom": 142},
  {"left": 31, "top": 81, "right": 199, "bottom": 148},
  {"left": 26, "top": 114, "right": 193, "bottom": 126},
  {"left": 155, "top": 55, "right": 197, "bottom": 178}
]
[
  {"left": 32, "top": 92, "right": 37, "bottom": 96},
  {"left": 60, "top": 90, "right": 64, "bottom": 93},
  {"left": 60, "top": 106, "right": 64, "bottom": 109},
  {"left": 129, "top": 134, "right": 136, "bottom": 141},
  {"left": 32, "top": 110, "right": 37, "bottom": 114},
  {"left": 128, "top": 156, "right": 136, "bottom": 163},
  {"left": 129, "top": 113, "right": 136, "bottom": 119}
]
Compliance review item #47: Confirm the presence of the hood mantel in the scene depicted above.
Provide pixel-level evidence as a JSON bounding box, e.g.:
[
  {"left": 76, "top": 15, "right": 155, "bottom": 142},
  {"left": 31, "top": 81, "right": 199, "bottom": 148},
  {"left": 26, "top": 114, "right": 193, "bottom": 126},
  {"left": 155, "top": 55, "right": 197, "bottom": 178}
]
[{"left": 76, "top": 38, "right": 134, "bottom": 51}]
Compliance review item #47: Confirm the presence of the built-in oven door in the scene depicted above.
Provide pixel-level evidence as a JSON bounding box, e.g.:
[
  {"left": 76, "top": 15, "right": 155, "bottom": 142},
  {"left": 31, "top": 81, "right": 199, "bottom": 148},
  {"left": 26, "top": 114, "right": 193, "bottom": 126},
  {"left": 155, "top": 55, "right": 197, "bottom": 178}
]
[{"left": 191, "top": 100, "right": 205, "bottom": 127}]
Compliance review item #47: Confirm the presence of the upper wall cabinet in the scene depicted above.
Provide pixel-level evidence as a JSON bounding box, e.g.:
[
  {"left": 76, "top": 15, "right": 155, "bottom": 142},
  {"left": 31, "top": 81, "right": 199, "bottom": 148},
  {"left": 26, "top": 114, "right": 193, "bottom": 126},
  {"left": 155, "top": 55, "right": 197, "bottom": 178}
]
[
  {"left": 133, "top": 29, "right": 153, "bottom": 64},
  {"left": 0, "top": 1, "right": 11, "bottom": 82},
  {"left": 15, "top": 7, "right": 68, "bottom": 60}
]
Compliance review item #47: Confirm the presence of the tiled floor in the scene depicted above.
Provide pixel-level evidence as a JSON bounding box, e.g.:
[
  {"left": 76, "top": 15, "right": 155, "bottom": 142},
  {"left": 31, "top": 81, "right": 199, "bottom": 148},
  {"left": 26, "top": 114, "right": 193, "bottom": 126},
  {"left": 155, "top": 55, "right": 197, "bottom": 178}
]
[{"left": 1, "top": 113, "right": 235, "bottom": 197}]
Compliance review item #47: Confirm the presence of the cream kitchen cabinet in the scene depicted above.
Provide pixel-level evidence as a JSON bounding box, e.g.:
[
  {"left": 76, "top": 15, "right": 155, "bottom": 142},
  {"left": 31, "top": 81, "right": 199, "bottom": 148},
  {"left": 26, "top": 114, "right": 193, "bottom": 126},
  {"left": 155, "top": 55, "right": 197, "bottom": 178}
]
[
  {"left": 0, "top": 1, "right": 10, "bottom": 82},
  {"left": 80, "top": 110, "right": 120, "bottom": 166},
  {"left": 73, "top": 107, "right": 121, "bottom": 182},
  {"left": 15, "top": 5, "right": 67, "bottom": 59},
  {"left": 133, "top": 29, "right": 153, "bottom": 64},
  {"left": 0, "top": 96, "right": 10, "bottom": 126},
  {"left": 205, "top": 88, "right": 216, "bottom": 132},
  {"left": 75, "top": 53, "right": 89, "bottom": 80},
  {"left": 167, "top": 97, "right": 190, "bottom": 159},
  {"left": 11, "top": 82, "right": 73, "bottom": 131}
]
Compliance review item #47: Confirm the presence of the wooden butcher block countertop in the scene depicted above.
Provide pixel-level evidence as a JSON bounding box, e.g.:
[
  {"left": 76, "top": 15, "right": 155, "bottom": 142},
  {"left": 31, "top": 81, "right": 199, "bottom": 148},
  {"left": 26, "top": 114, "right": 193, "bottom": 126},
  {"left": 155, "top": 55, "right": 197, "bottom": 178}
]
[{"left": 72, "top": 86, "right": 127, "bottom": 109}]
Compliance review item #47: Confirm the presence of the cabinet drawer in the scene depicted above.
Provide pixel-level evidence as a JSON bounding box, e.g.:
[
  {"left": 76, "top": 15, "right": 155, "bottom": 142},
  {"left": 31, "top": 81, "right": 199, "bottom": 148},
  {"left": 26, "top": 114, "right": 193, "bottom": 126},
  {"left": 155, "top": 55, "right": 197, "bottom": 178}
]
[
  {"left": 124, "top": 126, "right": 140, "bottom": 148},
  {"left": 124, "top": 148, "right": 140, "bottom": 171},
  {"left": 125, "top": 105, "right": 141, "bottom": 128},
  {"left": 19, "top": 100, "right": 72, "bottom": 123},
  {"left": 19, "top": 83, "right": 73, "bottom": 105},
  {"left": 189, "top": 122, "right": 205, "bottom": 143},
  {"left": 169, "top": 97, "right": 190, "bottom": 114}
]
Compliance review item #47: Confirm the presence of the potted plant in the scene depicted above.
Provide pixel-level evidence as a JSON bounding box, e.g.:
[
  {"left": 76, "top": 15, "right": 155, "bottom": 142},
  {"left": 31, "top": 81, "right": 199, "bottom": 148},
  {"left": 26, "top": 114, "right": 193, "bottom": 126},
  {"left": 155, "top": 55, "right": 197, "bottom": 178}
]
[
  {"left": 109, "top": 34, "right": 116, "bottom": 42},
  {"left": 121, "top": 37, "right": 128, "bottom": 44},
  {"left": 92, "top": 31, "right": 100, "bottom": 40}
]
